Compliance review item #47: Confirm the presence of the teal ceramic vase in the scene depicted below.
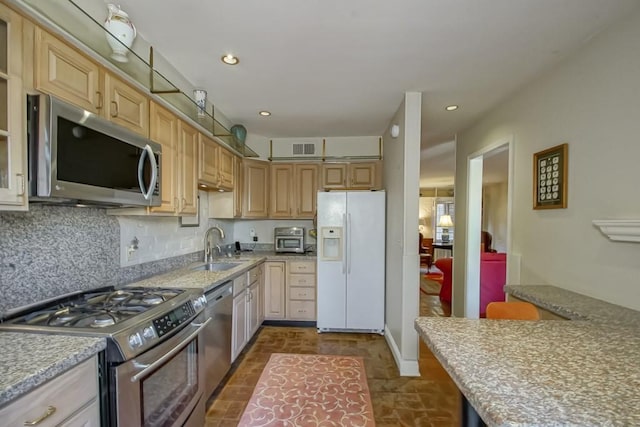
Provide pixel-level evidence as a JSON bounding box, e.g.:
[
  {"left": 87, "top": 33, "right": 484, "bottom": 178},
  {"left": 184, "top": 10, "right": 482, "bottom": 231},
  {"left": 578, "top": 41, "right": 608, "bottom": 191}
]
[{"left": 230, "top": 125, "right": 247, "bottom": 144}]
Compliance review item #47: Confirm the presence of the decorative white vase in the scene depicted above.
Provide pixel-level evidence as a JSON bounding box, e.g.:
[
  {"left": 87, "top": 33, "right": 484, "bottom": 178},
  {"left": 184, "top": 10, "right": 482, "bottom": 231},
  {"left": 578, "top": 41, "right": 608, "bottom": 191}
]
[
  {"left": 193, "top": 89, "right": 207, "bottom": 118},
  {"left": 104, "top": 4, "right": 136, "bottom": 63}
]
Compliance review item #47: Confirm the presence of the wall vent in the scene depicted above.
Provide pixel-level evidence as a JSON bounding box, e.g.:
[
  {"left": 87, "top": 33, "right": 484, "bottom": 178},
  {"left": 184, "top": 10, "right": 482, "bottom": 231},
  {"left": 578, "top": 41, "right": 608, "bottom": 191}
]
[{"left": 292, "top": 143, "right": 316, "bottom": 156}]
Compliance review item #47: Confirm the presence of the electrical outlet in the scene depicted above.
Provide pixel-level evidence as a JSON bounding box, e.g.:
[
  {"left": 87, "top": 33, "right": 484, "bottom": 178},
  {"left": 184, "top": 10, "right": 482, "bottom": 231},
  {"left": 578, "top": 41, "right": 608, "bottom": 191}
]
[
  {"left": 127, "top": 246, "right": 137, "bottom": 262},
  {"left": 249, "top": 228, "right": 256, "bottom": 237},
  {"left": 253, "top": 236, "right": 258, "bottom": 242}
]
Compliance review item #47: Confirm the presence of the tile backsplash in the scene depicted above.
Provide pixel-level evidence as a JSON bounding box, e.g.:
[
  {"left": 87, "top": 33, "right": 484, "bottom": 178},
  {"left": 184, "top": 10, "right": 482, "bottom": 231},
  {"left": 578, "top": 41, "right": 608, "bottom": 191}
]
[
  {"left": 0, "top": 192, "right": 229, "bottom": 315},
  {"left": 0, "top": 189, "right": 313, "bottom": 315},
  {"left": 0, "top": 204, "right": 120, "bottom": 314}
]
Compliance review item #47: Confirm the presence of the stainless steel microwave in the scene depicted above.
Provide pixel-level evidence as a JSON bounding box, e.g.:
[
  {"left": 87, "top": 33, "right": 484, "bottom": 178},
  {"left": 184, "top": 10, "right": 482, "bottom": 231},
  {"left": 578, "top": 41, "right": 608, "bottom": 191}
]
[{"left": 27, "top": 94, "right": 161, "bottom": 207}]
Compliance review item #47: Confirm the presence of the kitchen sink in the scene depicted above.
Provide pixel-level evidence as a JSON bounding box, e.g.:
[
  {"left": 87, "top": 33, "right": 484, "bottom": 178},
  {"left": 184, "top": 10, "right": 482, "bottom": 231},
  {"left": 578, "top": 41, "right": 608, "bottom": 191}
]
[{"left": 191, "top": 262, "right": 243, "bottom": 272}]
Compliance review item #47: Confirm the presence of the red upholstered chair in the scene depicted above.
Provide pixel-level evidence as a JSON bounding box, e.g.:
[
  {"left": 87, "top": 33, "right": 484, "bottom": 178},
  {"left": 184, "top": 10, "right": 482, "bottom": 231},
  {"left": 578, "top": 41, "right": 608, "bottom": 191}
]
[
  {"left": 434, "top": 253, "right": 506, "bottom": 315},
  {"left": 479, "top": 252, "right": 507, "bottom": 316},
  {"left": 434, "top": 257, "right": 453, "bottom": 304}
]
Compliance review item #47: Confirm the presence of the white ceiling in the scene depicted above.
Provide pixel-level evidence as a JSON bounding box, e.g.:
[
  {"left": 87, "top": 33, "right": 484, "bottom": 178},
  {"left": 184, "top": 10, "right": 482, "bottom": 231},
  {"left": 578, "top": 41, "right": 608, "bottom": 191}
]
[{"left": 112, "top": 0, "right": 638, "bottom": 188}]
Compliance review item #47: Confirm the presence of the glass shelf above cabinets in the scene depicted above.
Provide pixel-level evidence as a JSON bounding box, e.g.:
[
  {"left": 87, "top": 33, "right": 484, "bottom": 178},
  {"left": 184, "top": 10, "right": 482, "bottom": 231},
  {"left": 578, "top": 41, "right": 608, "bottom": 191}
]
[{"left": 17, "top": 0, "right": 257, "bottom": 157}]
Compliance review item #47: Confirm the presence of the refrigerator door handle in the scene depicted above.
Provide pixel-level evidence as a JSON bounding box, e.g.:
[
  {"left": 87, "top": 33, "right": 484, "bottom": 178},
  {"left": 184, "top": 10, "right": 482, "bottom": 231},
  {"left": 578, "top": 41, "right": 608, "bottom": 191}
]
[
  {"left": 347, "top": 213, "right": 352, "bottom": 274},
  {"left": 342, "top": 213, "right": 347, "bottom": 274}
]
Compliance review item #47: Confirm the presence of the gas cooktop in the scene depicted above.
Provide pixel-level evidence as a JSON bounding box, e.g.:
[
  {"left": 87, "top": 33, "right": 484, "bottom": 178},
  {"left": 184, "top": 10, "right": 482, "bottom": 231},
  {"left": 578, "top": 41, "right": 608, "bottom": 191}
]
[
  {"left": 0, "top": 285, "right": 206, "bottom": 362},
  {"left": 12, "top": 287, "right": 184, "bottom": 328}
]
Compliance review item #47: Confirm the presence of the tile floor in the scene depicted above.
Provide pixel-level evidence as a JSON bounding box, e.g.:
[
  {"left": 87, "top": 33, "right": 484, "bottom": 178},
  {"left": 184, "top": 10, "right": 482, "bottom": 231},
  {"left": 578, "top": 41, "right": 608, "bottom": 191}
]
[{"left": 205, "top": 285, "right": 459, "bottom": 426}]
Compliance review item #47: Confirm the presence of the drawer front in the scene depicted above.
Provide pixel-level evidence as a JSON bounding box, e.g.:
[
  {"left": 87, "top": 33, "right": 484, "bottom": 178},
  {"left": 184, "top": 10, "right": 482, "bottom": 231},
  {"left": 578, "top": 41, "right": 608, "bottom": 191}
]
[
  {"left": 287, "top": 300, "right": 316, "bottom": 320},
  {"left": 233, "top": 274, "right": 247, "bottom": 296},
  {"left": 289, "top": 286, "right": 315, "bottom": 301},
  {"left": 248, "top": 266, "right": 260, "bottom": 285},
  {"left": 61, "top": 398, "right": 100, "bottom": 427},
  {"left": 0, "top": 357, "right": 98, "bottom": 427},
  {"left": 288, "top": 274, "right": 316, "bottom": 287},
  {"left": 288, "top": 261, "right": 316, "bottom": 274}
]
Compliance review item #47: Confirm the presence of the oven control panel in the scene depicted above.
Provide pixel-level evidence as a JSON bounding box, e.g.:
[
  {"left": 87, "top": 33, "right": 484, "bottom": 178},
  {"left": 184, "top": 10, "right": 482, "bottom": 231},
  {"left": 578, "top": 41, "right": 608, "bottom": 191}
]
[{"left": 152, "top": 301, "right": 196, "bottom": 337}]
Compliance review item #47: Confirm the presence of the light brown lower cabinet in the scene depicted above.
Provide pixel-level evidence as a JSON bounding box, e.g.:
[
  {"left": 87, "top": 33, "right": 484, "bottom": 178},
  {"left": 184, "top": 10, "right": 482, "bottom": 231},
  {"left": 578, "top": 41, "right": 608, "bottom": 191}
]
[
  {"left": 0, "top": 356, "right": 99, "bottom": 426},
  {"left": 287, "top": 261, "right": 316, "bottom": 320},
  {"left": 264, "top": 261, "right": 286, "bottom": 320},
  {"left": 264, "top": 260, "right": 317, "bottom": 321}
]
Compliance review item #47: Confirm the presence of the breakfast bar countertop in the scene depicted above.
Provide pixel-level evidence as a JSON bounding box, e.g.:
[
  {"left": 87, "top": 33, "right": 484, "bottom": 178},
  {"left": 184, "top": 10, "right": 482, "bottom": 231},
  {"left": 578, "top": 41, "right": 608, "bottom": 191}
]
[
  {"left": 0, "top": 332, "right": 106, "bottom": 407},
  {"left": 415, "top": 317, "right": 640, "bottom": 427},
  {"left": 415, "top": 285, "right": 640, "bottom": 427},
  {"left": 505, "top": 284, "right": 640, "bottom": 326}
]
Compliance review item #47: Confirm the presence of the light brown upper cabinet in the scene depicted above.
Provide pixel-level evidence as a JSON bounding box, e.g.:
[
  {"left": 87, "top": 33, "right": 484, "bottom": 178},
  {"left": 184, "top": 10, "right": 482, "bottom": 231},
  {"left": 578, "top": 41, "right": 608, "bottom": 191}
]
[
  {"left": 149, "top": 101, "right": 179, "bottom": 214},
  {"left": 207, "top": 155, "right": 243, "bottom": 219},
  {"left": 0, "top": 4, "right": 27, "bottom": 211},
  {"left": 149, "top": 102, "right": 198, "bottom": 217},
  {"left": 270, "top": 163, "right": 319, "bottom": 219},
  {"left": 103, "top": 72, "right": 149, "bottom": 137},
  {"left": 295, "top": 163, "right": 319, "bottom": 218},
  {"left": 322, "top": 161, "right": 381, "bottom": 190},
  {"left": 242, "top": 159, "right": 269, "bottom": 218},
  {"left": 198, "top": 134, "right": 234, "bottom": 191},
  {"left": 34, "top": 27, "right": 100, "bottom": 113},
  {"left": 270, "top": 164, "right": 294, "bottom": 218},
  {"left": 177, "top": 120, "right": 199, "bottom": 215},
  {"left": 233, "top": 156, "right": 243, "bottom": 217},
  {"left": 34, "top": 27, "right": 149, "bottom": 137}
]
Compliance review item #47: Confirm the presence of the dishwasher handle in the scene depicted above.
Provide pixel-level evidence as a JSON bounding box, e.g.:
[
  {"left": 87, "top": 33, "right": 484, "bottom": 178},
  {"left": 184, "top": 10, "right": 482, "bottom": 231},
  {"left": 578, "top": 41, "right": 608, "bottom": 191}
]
[{"left": 205, "top": 281, "right": 233, "bottom": 306}]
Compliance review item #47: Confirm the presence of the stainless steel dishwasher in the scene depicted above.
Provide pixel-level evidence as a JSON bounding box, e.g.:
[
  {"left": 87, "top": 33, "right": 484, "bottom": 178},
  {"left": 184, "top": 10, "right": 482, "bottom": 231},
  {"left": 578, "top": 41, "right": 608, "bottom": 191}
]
[{"left": 203, "top": 281, "right": 233, "bottom": 399}]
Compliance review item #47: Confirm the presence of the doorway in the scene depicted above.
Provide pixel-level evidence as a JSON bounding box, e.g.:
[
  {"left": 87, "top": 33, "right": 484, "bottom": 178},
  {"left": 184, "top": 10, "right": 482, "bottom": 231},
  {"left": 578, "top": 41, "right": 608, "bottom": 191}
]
[{"left": 463, "top": 137, "right": 513, "bottom": 318}]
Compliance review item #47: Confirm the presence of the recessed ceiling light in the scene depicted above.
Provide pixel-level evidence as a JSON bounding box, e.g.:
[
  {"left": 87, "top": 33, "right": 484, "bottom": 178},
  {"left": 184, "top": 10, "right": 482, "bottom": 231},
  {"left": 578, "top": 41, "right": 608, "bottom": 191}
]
[
  {"left": 221, "top": 54, "right": 239, "bottom": 65},
  {"left": 259, "top": 111, "right": 271, "bottom": 116},
  {"left": 445, "top": 105, "right": 459, "bottom": 111}
]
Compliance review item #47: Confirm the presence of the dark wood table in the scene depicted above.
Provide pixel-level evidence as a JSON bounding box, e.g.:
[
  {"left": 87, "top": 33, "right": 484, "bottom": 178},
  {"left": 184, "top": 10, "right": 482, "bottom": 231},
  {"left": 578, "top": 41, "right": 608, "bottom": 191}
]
[
  {"left": 432, "top": 242, "right": 453, "bottom": 261},
  {"left": 432, "top": 242, "right": 453, "bottom": 251}
]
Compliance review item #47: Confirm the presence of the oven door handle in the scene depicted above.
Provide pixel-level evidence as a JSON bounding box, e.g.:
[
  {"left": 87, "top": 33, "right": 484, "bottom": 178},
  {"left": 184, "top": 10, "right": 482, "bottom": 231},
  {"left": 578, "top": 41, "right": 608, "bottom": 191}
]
[{"left": 130, "top": 318, "right": 210, "bottom": 383}]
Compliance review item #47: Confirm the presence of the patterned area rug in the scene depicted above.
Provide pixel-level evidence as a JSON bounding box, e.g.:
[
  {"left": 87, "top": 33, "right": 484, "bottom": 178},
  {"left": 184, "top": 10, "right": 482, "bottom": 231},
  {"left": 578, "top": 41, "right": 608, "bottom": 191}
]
[{"left": 238, "top": 353, "right": 375, "bottom": 427}]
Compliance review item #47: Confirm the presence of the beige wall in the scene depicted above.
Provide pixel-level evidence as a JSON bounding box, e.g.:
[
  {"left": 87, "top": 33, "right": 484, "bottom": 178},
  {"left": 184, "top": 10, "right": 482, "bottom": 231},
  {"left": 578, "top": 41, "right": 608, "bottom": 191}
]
[
  {"left": 383, "top": 92, "right": 421, "bottom": 375},
  {"left": 453, "top": 8, "right": 640, "bottom": 314},
  {"left": 482, "top": 182, "right": 508, "bottom": 253}
]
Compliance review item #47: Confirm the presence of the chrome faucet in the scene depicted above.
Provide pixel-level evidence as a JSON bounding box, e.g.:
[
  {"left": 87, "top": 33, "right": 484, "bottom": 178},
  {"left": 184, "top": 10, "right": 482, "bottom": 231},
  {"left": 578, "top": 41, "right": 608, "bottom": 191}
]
[{"left": 204, "top": 225, "right": 225, "bottom": 262}]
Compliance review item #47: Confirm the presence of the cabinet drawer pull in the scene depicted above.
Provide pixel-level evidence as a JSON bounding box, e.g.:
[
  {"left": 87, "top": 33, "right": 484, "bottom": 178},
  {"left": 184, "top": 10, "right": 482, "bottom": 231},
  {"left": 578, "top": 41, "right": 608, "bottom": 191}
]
[
  {"left": 24, "top": 405, "right": 56, "bottom": 426},
  {"left": 16, "top": 173, "right": 25, "bottom": 196},
  {"left": 96, "top": 91, "right": 103, "bottom": 109},
  {"left": 110, "top": 101, "right": 119, "bottom": 117}
]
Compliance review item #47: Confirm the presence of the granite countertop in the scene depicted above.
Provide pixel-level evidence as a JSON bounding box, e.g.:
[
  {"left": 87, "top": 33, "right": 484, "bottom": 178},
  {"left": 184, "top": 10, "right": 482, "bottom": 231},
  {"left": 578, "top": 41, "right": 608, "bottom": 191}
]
[
  {"left": 415, "top": 285, "right": 640, "bottom": 426},
  {"left": 0, "top": 252, "right": 315, "bottom": 408},
  {"left": 0, "top": 332, "right": 105, "bottom": 407},
  {"left": 505, "top": 284, "right": 640, "bottom": 327},
  {"left": 128, "top": 251, "right": 316, "bottom": 293}
]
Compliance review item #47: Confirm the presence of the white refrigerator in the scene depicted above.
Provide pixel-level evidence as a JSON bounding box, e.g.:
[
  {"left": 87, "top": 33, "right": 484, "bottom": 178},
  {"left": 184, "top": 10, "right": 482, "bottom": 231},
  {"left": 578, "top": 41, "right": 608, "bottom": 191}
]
[{"left": 316, "top": 191, "right": 385, "bottom": 333}]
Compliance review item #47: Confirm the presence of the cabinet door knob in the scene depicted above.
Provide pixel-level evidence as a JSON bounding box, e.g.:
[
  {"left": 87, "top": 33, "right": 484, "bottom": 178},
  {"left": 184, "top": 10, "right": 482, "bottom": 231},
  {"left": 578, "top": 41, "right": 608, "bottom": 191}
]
[{"left": 24, "top": 405, "right": 56, "bottom": 425}]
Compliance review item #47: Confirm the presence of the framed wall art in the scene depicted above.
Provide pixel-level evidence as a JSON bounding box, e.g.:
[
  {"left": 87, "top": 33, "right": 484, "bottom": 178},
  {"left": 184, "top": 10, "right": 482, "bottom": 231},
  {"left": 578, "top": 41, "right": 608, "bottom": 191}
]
[{"left": 533, "top": 143, "right": 568, "bottom": 209}]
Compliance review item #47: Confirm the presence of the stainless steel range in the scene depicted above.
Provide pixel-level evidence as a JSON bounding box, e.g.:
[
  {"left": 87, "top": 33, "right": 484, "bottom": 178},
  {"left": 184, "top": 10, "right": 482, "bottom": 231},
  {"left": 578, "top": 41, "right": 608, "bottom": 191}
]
[{"left": 0, "top": 286, "right": 208, "bottom": 427}]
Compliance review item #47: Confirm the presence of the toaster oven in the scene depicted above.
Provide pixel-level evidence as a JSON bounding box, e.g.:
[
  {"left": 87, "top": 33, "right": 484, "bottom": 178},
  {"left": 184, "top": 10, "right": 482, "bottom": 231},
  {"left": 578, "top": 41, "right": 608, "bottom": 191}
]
[{"left": 274, "top": 227, "right": 305, "bottom": 253}]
